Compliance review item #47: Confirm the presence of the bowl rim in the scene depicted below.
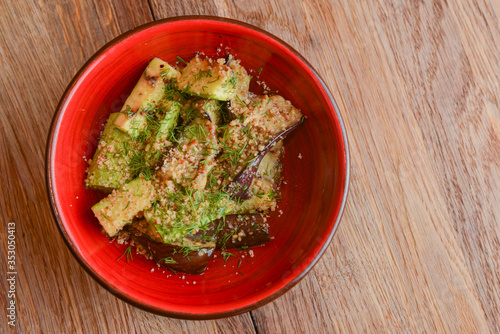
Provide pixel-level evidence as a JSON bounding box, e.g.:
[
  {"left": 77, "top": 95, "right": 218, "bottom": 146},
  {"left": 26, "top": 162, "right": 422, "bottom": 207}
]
[{"left": 45, "top": 15, "right": 350, "bottom": 319}]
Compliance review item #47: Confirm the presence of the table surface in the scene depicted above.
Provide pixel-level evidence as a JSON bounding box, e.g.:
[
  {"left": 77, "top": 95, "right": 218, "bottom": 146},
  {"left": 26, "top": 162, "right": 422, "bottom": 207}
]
[{"left": 1, "top": 0, "right": 499, "bottom": 333}]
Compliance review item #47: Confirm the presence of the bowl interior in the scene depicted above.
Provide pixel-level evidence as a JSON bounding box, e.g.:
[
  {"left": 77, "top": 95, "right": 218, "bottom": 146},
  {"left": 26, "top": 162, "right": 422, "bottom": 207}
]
[{"left": 48, "top": 17, "right": 348, "bottom": 318}]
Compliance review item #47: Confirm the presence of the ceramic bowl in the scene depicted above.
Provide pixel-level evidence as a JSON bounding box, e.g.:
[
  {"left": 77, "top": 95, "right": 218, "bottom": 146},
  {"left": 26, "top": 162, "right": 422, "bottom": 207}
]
[{"left": 46, "top": 16, "right": 349, "bottom": 319}]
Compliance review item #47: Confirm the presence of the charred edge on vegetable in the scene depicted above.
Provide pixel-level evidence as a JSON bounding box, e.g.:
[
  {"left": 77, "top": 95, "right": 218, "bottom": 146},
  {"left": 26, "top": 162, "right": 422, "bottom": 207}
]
[{"left": 226, "top": 119, "right": 303, "bottom": 199}]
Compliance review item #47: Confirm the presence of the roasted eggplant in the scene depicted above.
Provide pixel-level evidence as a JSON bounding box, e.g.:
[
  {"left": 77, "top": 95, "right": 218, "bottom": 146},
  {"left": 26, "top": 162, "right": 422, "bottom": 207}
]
[
  {"left": 122, "top": 213, "right": 269, "bottom": 274},
  {"left": 215, "top": 214, "right": 270, "bottom": 250},
  {"left": 125, "top": 218, "right": 215, "bottom": 275},
  {"left": 226, "top": 119, "right": 302, "bottom": 199}
]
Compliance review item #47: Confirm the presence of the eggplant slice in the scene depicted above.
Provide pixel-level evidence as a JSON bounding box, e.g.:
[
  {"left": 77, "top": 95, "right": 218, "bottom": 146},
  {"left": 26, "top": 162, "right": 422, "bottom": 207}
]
[
  {"left": 215, "top": 214, "right": 270, "bottom": 250},
  {"left": 226, "top": 119, "right": 303, "bottom": 199},
  {"left": 125, "top": 218, "right": 215, "bottom": 275},
  {"left": 123, "top": 213, "right": 270, "bottom": 274}
]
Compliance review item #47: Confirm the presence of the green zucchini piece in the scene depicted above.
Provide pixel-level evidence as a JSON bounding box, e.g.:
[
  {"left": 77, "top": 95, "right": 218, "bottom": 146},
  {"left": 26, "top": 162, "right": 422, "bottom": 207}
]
[
  {"left": 230, "top": 60, "right": 251, "bottom": 105},
  {"left": 91, "top": 177, "right": 156, "bottom": 237},
  {"left": 143, "top": 100, "right": 182, "bottom": 167},
  {"left": 176, "top": 56, "right": 238, "bottom": 101},
  {"left": 114, "top": 58, "right": 180, "bottom": 135},
  {"left": 85, "top": 113, "right": 134, "bottom": 192}
]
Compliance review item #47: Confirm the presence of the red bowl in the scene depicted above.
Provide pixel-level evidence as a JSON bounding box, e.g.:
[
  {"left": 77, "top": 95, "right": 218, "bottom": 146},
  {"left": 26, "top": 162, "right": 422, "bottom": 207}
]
[{"left": 46, "top": 16, "right": 349, "bottom": 319}]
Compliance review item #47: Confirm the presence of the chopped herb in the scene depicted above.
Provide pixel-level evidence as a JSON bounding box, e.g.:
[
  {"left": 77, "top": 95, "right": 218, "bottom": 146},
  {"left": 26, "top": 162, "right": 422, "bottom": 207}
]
[
  {"left": 161, "top": 257, "right": 178, "bottom": 264},
  {"left": 235, "top": 95, "right": 247, "bottom": 107},
  {"left": 222, "top": 251, "right": 235, "bottom": 261},
  {"left": 177, "top": 56, "right": 187, "bottom": 65},
  {"left": 116, "top": 246, "right": 133, "bottom": 263},
  {"left": 258, "top": 67, "right": 263, "bottom": 75}
]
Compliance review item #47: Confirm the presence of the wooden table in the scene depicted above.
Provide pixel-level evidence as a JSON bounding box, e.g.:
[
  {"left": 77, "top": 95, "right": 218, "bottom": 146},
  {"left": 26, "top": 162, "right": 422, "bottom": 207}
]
[{"left": 1, "top": 0, "right": 499, "bottom": 332}]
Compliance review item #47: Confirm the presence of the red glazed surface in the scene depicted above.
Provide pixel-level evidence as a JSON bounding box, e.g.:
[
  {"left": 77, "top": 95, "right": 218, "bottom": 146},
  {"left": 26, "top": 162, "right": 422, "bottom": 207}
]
[{"left": 46, "top": 17, "right": 349, "bottom": 319}]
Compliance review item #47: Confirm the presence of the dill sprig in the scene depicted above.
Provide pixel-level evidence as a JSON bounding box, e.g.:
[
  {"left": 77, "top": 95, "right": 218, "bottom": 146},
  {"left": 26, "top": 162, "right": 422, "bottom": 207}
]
[{"left": 116, "top": 246, "right": 133, "bottom": 263}]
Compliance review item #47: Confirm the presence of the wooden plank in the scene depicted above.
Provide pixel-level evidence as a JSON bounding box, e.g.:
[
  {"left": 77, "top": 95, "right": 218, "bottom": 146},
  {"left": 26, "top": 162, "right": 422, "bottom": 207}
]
[
  {"left": 150, "top": 0, "right": 500, "bottom": 332},
  {"left": 249, "top": 0, "right": 500, "bottom": 332},
  {"left": 1, "top": 0, "right": 500, "bottom": 332},
  {"left": 0, "top": 0, "right": 255, "bottom": 332}
]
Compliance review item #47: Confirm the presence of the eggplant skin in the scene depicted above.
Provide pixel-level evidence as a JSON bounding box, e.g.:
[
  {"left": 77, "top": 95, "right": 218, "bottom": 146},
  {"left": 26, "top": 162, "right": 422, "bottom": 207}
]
[
  {"left": 125, "top": 224, "right": 214, "bottom": 275},
  {"left": 227, "top": 119, "right": 303, "bottom": 200},
  {"left": 123, "top": 213, "right": 269, "bottom": 274},
  {"left": 216, "top": 214, "right": 270, "bottom": 250}
]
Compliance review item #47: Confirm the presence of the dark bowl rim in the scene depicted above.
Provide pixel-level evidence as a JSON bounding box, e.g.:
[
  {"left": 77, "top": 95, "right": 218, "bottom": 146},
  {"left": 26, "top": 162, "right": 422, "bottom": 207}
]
[{"left": 45, "top": 15, "right": 350, "bottom": 320}]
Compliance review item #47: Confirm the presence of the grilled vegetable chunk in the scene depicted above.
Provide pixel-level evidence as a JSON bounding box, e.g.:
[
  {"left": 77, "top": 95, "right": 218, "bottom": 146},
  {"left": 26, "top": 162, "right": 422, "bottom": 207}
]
[
  {"left": 85, "top": 113, "right": 134, "bottom": 192},
  {"left": 176, "top": 56, "right": 238, "bottom": 101},
  {"left": 142, "top": 100, "right": 182, "bottom": 170},
  {"left": 125, "top": 218, "right": 215, "bottom": 275},
  {"left": 227, "top": 120, "right": 302, "bottom": 199},
  {"left": 159, "top": 102, "right": 220, "bottom": 190},
  {"left": 215, "top": 214, "right": 270, "bottom": 250},
  {"left": 91, "top": 177, "right": 156, "bottom": 237},
  {"left": 114, "top": 58, "right": 180, "bottom": 135},
  {"left": 229, "top": 59, "right": 251, "bottom": 105},
  {"left": 216, "top": 95, "right": 303, "bottom": 188},
  {"left": 143, "top": 101, "right": 232, "bottom": 246}
]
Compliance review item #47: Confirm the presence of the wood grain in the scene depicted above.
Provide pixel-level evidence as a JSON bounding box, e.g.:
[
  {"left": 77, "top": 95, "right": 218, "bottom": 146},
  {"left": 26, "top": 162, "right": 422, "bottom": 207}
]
[
  {"left": 0, "top": 0, "right": 254, "bottom": 333},
  {"left": 1, "top": 0, "right": 500, "bottom": 333}
]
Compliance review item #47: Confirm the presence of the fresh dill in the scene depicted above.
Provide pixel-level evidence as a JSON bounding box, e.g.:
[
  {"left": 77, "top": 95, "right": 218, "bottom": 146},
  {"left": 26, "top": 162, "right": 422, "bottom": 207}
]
[
  {"left": 161, "top": 257, "right": 178, "bottom": 264},
  {"left": 177, "top": 56, "right": 188, "bottom": 65},
  {"left": 221, "top": 251, "right": 235, "bottom": 261},
  {"left": 116, "top": 246, "right": 133, "bottom": 263}
]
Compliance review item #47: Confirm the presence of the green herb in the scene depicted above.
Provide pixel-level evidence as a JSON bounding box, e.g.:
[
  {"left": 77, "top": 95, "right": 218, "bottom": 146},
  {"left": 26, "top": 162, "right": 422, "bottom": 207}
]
[
  {"left": 124, "top": 105, "right": 134, "bottom": 117},
  {"left": 160, "top": 68, "right": 171, "bottom": 79},
  {"left": 116, "top": 246, "right": 133, "bottom": 263},
  {"left": 101, "top": 212, "right": 111, "bottom": 221},
  {"left": 161, "top": 257, "right": 178, "bottom": 264},
  {"left": 237, "top": 259, "right": 242, "bottom": 267},
  {"left": 258, "top": 67, "right": 263, "bottom": 75},
  {"left": 193, "top": 69, "right": 215, "bottom": 81},
  {"left": 221, "top": 72, "right": 238, "bottom": 91},
  {"left": 177, "top": 56, "right": 187, "bottom": 65},
  {"left": 235, "top": 95, "right": 247, "bottom": 107},
  {"left": 221, "top": 251, "right": 235, "bottom": 261}
]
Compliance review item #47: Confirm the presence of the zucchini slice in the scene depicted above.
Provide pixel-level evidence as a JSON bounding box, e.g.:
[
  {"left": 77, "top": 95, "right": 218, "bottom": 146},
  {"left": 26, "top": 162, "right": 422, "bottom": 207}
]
[
  {"left": 85, "top": 113, "right": 134, "bottom": 192},
  {"left": 114, "top": 58, "right": 180, "bottom": 135},
  {"left": 176, "top": 56, "right": 238, "bottom": 101},
  {"left": 91, "top": 177, "right": 156, "bottom": 237}
]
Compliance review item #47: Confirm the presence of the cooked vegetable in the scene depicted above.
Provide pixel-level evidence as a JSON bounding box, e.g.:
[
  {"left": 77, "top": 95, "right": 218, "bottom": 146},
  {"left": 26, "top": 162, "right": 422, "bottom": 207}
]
[
  {"left": 125, "top": 218, "right": 215, "bottom": 275},
  {"left": 215, "top": 214, "right": 270, "bottom": 250},
  {"left": 227, "top": 119, "right": 303, "bottom": 199},
  {"left": 84, "top": 113, "right": 134, "bottom": 192},
  {"left": 114, "top": 58, "right": 180, "bottom": 135},
  {"left": 86, "top": 55, "right": 304, "bottom": 274},
  {"left": 176, "top": 56, "right": 238, "bottom": 101},
  {"left": 91, "top": 177, "right": 156, "bottom": 237}
]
